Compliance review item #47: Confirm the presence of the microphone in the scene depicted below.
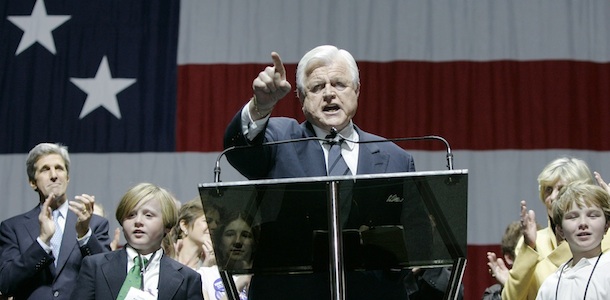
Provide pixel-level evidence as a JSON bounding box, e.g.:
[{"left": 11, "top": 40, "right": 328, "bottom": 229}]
[
  {"left": 214, "top": 128, "right": 454, "bottom": 184},
  {"left": 333, "top": 131, "right": 454, "bottom": 171},
  {"left": 328, "top": 127, "right": 339, "bottom": 142},
  {"left": 213, "top": 135, "right": 336, "bottom": 183}
]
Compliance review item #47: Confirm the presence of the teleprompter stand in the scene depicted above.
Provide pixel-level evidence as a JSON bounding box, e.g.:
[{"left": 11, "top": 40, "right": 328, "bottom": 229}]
[{"left": 199, "top": 169, "right": 468, "bottom": 300}]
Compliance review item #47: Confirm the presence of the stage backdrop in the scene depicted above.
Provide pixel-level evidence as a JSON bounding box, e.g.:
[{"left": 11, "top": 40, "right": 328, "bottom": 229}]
[{"left": 2, "top": 0, "right": 610, "bottom": 298}]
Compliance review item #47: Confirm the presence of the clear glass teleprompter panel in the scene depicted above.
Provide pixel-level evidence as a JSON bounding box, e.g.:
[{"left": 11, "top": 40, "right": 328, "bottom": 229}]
[{"left": 199, "top": 170, "right": 467, "bottom": 275}]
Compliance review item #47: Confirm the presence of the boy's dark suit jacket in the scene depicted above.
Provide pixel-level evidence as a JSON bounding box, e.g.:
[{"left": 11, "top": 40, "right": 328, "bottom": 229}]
[{"left": 70, "top": 248, "right": 203, "bottom": 299}]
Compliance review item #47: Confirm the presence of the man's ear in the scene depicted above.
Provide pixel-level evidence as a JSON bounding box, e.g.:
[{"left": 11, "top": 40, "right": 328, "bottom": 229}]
[{"left": 29, "top": 181, "right": 38, "bottom": 191}]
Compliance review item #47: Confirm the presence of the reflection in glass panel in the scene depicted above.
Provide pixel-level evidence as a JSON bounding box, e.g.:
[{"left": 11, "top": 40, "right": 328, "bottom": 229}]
[{"left": 199, "top": 170, "right": 467, "bottom": 275}]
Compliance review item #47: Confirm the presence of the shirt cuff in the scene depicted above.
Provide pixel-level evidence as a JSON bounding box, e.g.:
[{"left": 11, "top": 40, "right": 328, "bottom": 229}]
[
  {"left": 37, "top": 237, "right": 52, "bottom": 254},
  {"left": 77, "top": 228, "right": 92, "bottom": 247},
  {"left": 241, "top": 103, "right": 270, "bottom": 140}
]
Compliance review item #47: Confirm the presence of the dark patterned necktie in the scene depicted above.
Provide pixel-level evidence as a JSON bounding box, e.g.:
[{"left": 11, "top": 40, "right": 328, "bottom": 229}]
[
  {"left": 326, "top": 139, "right": 354, "bottom": 225},
  {"left": 327, "top": 141, "right": 351, "bottom": 176}
]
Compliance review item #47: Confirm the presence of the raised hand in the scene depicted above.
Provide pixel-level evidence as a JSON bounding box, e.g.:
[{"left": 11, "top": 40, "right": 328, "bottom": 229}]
[
  {"left": 594, "top": 171, "right": 610, "bottom": 194},
  {"left": 38, "top": 193, "right": 56, "bottom": 244},
  {"left": 69, "top": 194, "right": 95, "bottom": 238},
  {"left": 520, "top": 200, "right": 537, "bottom": 249},
  {"left": 486, "top": 251, "right": 509, "bottom": 285},
  {"left": 250, "top": 52, "right": 292, "bottom": 119},
  {"left": 202, "top": 233, "right": 216, "bottom": 267},
  {"left": 110, "top": 227, "right": 122, "bottom": 251}
]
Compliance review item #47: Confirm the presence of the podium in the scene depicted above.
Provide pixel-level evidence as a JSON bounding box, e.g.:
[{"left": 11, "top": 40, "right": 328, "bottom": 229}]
[{"left": 199, "top": 169, "right": 468, "bottom": 300}]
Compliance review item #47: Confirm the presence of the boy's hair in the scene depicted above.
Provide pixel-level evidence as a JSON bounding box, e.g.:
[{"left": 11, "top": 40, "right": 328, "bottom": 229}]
[
  {"left": 537, "top": 157, "right": 594, "bottom": 204},
  {"left": 501, "top": 221, "right": 523, "bottom": 260},
  {"left": 552, "top": 181, "right": 610, "bottom": 228},
  {"left": 115, "top": 182, "right": 178, "bottom": 230}
]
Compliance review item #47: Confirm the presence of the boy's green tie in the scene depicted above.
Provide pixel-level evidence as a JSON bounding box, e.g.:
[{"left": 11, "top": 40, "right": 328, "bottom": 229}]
[{"left": 117, "top": 256, "right": 148, "bottom": 300}]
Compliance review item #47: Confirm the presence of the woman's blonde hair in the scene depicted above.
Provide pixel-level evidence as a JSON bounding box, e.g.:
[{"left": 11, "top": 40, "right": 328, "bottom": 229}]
[{"left": 537, "top": 157, "right": 594, "bottom": 204}]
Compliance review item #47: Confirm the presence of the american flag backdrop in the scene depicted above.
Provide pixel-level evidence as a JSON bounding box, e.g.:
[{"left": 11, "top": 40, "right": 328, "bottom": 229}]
[{"left": 2, "top": 0, "right": 610, "bottom": 297}]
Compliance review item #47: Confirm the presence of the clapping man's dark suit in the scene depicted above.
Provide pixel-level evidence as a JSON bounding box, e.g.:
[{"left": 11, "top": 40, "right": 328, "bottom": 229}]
[
  {"left": 0, "top": 143, "right": 110, "bottom": 299},
  {"left": 223, "top": 46, "right": 434, "bottom": 299}
]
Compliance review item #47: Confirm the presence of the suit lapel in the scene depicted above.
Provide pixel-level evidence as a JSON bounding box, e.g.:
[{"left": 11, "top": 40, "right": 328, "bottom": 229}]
[
  {"left": 157, "top": 256, "right": 184, "bottom": 300},
  {"left": 102, "top": 250, "right": 128, "bottom": 298},
  {"left": 299, "top": 122, "right": 331, "bottom": 176},
  {"left": 24, "top": 206, "right": 42, "bottom": 242},
  {"left": 547, "top": 241, "right": 572, "bottom": 268},
  {"left": 295, "top": 140, "right": 327, "bottom": 176},
  {"left": 356, "top": 128, "right": 388, "bottom": 174}
]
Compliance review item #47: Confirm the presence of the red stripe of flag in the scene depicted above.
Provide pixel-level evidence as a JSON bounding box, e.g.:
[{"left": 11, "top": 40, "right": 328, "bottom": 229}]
[{"left": 177, "top": 60, "right": 610, "bottom": 152}]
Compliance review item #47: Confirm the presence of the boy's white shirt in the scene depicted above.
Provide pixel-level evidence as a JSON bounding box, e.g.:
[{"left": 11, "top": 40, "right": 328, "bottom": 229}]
[
  {"left": 125, "top": 246, "right": 163, "bottom": 298},
  {"left": 125, "top": 287, "right": 156, "bottom": 300},
  {"left": 536, "top": 252, "right": 610, "bottom": 299}
]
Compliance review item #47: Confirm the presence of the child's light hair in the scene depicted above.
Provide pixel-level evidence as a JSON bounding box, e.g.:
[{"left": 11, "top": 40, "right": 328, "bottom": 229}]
[
  {"left": 115, "top": 182, "right": 178, "bottom": 230},
  {"left": 552, "top": 181, "right": 610, "bottom": 228}
]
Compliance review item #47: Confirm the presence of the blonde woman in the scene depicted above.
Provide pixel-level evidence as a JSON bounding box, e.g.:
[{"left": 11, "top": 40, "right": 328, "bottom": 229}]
[{"left": 487, "top": 157, "right": 610, "bottom": 299}]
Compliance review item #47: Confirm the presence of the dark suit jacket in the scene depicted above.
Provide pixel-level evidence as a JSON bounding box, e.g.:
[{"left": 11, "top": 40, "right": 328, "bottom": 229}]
[
  {"left": 224, "top": 114, "right": 416, "bottom": 179},
  {"left": 70, "top": 248, "right": 203, "bottom": 300},
  {"left": 0, "top": 205, "right": 110, "bottom": 300}
]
